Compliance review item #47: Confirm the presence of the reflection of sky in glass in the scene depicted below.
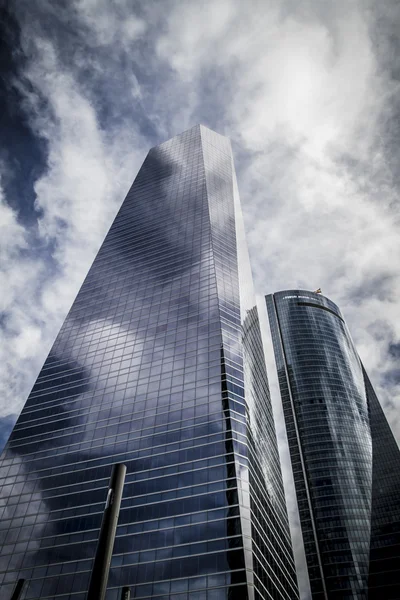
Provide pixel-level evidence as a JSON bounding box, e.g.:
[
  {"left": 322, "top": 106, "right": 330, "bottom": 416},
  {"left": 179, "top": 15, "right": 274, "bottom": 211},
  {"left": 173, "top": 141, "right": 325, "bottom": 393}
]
[
  {"left": 267, "top": 290, "right": 400, "bottom": 599},
  {"left": 362, "top": 367, "right": 400, "bottom": 599},
  {"left": 0, "top": 126, "right": 298, "bottom": 600}
]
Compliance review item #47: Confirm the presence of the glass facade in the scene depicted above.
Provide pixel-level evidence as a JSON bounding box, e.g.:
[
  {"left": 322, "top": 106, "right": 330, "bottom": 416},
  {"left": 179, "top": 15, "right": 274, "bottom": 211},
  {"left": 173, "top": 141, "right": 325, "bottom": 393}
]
[
  {"left": 266, "top": 290, "right": 400, "bottom": 599},
  {"left": 363, "top": 368, "right": 400, "bottom": 599},
  {"left": 0, "top": 126, "right": 298, "bottom": 600}
]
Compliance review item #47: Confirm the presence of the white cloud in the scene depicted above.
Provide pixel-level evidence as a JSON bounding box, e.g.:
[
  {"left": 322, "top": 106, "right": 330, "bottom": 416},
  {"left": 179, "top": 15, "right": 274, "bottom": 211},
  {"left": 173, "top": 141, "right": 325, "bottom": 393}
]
[
  {"left": 1, "top": 1, "right": 399, "bottom": 596},
  {"left": 155, "top": 0, "right": 400, "bottom": 431},
  {"left": 0, "top": 178, "right": 27, "bottom": 265},
  {"left": 0, "top": 12, "right": 148, "bottom": 421},
  {"left": 75, "top": 0, "right": 147, "bottom": 47},
  {"left": 156, "top": 0, "right": 236, "bottom": 79},
  {"left": 0, "top": 175, "right": 47, "bottom": 419}
]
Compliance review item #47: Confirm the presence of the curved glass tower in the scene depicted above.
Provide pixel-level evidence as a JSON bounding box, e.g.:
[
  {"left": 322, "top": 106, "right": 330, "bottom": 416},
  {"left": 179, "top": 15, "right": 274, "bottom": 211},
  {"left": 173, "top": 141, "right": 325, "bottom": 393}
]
[
  {"left": 266, "top": 290, "right": 400, "bottom": 599},
  {"left": 0, "top": 126, "right": 299, "bottom": 600}
]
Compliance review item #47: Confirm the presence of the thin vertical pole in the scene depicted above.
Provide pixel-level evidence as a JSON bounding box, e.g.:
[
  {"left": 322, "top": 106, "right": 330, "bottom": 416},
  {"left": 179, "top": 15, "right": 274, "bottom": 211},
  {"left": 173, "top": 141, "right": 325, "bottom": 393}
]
[
  {"left": 10, "top": 579, "right": 25, "bottom": 600},
  {"left": 87, "top": 463, "right": 127, "bottom": 600}
]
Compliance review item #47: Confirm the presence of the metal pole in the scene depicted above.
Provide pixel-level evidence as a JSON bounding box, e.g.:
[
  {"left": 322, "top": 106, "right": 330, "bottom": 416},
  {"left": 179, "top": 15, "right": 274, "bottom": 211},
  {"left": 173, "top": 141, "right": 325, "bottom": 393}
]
[
  {"left": 87, "top": 463, "right": 127, "bottom": 600},
  {"left": 10, "top": 579, "right": 25, "bottom": 600},
  {"left": 120, "top": 587, "right": 131, "bottom": 600}
]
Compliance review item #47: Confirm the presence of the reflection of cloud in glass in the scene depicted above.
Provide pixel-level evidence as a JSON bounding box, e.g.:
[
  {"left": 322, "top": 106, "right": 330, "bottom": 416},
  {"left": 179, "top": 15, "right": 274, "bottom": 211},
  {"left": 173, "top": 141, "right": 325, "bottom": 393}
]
[
  {"left": 0, "top": 455, "right": 49, "bottom": 595},
  {"left": 0, "top": 126, "right": 298, "bottom": 599},
  {"left": 265, "top": 290, "right": 397, "bottom": 598}
]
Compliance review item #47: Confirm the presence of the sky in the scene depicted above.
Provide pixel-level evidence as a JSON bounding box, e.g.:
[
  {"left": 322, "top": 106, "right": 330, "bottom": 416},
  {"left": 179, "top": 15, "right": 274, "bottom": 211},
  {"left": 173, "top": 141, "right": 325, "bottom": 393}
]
[{"left": 0, "top": 0, "right": 399, "bottom": 597}]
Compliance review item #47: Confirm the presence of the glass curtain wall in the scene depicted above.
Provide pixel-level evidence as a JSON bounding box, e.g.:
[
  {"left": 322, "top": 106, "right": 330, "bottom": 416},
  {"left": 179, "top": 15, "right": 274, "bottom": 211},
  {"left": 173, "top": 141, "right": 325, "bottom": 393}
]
[
  {"left": 0, "top": 126, "right": 298, "bottom": 600},
  {"left": 266, "top": 290, "right": 400, "bottom": 600}
]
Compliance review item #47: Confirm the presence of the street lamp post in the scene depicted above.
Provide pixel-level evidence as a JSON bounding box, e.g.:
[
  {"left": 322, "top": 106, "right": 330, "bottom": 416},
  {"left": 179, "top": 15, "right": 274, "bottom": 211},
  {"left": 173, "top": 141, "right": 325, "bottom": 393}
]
[{"left": 86, "top": 463, "right": 127, "bottom": 600}]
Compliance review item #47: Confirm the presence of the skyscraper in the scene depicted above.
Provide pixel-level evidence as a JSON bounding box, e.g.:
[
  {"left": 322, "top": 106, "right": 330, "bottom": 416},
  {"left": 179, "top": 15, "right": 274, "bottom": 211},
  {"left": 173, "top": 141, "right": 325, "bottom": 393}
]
[
  {"left": 266, "top": 290, "right": 400, "bottom": 600},
  {"left": 0, "top": 126, "right": 299, "bottom": 600}
]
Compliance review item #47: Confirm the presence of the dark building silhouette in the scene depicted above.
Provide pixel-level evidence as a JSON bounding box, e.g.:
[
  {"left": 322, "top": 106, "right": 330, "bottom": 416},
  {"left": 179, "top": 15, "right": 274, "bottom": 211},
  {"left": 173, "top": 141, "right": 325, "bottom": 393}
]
[
  {"left": 266, "top": 290, "right": 400, "bottom": 600},
  {"left": 0, "top": 126, "right": 299, "bottom": 600}
]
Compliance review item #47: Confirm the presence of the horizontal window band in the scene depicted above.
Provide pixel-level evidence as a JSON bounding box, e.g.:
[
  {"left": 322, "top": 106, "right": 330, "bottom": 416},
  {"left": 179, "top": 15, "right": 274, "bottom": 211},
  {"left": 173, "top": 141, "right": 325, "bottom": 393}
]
[{"left": 296, "top": 301, "right": 345, "bottom": 321}]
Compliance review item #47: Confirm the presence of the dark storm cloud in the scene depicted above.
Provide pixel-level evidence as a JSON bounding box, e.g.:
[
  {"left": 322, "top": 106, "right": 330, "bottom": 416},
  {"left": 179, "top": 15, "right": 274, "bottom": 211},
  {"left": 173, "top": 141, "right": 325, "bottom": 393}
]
[
  {"left": 388, "top": 342, "right": 400, "bottom": 360},
  {"left": 8, "top": 0, "right": 162, "bottom": 143},
  {"left": 0, "top": 414, "right": 17, "bottom": 453},
  {"left": 368, "top": 0, "right": 400, "bottom": 190},
  {"left": 347, "top": 273, "right": 396, "bottom": 304},
  {"left": 383, "top": 368, "right": 400, "bottom": 387},
  {"left": 0, "top": 3, "right": 48, "bottom": 225}
]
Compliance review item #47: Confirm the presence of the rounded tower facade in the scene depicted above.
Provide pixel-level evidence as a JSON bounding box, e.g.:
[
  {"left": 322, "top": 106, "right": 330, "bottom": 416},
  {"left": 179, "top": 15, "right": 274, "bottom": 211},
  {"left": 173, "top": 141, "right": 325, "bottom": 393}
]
[{"left": 267, "top": 290, "right": 373, "bottom": 599}]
